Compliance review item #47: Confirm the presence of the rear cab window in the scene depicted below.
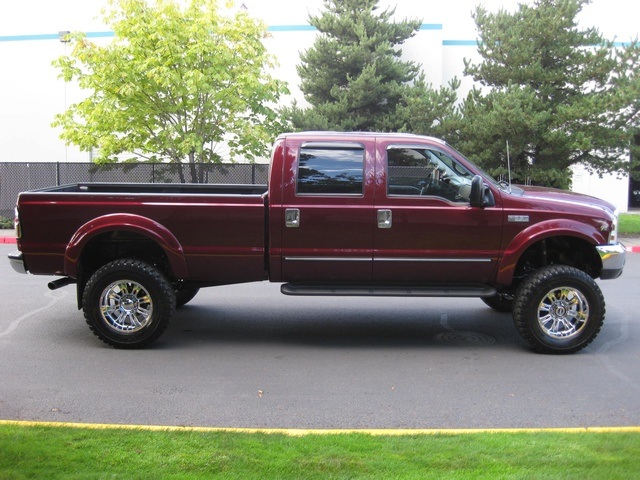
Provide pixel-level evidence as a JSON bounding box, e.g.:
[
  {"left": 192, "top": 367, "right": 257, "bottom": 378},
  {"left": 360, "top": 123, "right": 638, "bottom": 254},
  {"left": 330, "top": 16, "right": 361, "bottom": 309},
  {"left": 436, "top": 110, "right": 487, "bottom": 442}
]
[{"left": 297, "top": 143, "right": 365, "bottom": 196}]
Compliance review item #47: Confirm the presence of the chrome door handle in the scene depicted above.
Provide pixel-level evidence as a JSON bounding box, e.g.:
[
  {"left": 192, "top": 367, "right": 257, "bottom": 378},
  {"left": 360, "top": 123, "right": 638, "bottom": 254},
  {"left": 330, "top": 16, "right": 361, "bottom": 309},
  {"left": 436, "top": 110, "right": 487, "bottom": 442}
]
[
  {"left": 285, "top": 208, "right": 300, "bottom": 228},
  {"left": 377, "top": 209, "right": 392, "bottom": 229}
]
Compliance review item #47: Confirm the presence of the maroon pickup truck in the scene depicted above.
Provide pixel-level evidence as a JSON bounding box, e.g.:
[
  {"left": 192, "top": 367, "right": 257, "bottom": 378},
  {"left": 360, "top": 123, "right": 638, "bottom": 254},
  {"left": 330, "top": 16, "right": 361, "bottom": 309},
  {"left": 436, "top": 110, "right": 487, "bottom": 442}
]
[{"left": 8, "top": 132, "right": 625, "bottom": 353}]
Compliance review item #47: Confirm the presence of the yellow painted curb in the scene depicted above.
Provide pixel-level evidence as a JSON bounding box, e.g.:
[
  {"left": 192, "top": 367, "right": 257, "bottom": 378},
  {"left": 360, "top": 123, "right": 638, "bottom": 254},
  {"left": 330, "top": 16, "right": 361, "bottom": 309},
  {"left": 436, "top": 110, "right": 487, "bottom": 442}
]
[{"left": 1, "top": 420, "right": 639, "bottom": 436}]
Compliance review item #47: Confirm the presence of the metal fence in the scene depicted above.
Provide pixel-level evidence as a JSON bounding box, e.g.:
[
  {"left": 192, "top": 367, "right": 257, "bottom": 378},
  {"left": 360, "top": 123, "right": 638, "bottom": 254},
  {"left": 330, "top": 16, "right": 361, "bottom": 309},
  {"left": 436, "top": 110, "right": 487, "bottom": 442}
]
[{"left": 0, "top": 162, "right": 268, "bottom": 218}]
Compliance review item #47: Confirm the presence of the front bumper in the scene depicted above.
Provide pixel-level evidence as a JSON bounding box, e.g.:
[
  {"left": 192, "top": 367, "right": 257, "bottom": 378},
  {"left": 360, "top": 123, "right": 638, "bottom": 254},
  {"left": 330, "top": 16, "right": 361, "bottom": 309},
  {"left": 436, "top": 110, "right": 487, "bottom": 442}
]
[
  {"left": 8, "top": 250, "right": 27, "bottom": 274},
  {"left": 596, "top": 243, "right": 626, "bottom": 280}
]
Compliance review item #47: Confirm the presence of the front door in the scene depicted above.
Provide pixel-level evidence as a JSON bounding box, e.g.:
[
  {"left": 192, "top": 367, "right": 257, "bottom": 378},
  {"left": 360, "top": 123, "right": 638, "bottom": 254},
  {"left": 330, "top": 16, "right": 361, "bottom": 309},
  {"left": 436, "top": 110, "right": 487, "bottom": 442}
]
[{"left": 373, "top": 142, "right": 503, "bottom": 284}]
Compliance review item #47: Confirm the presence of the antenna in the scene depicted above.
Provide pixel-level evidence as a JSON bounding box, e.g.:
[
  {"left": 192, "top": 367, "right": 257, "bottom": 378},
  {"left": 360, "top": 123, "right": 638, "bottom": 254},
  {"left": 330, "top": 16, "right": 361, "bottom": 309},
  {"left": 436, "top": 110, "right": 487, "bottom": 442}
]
[{"left": 506, "top": 140, "right": 512, "bottom": 193}]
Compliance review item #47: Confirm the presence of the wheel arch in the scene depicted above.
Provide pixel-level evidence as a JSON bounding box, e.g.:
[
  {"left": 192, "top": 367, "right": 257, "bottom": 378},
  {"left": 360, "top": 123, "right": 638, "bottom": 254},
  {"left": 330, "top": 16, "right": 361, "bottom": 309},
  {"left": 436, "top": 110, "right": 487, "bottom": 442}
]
[
  {"left": 64, "top": 213, "right": 189, "bottom": 281},
  {"left": 496, "top": 220, "right": 605, "bottom": 287}
]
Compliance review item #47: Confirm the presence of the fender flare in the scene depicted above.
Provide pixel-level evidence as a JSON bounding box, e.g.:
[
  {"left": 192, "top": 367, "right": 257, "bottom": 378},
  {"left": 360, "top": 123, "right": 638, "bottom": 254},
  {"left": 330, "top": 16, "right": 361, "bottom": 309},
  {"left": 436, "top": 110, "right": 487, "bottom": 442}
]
[
  {"left": 495, "top": 219, "right": 605, "bottom": 286},
  {"left": 64, "top": 213, "right": 189, "bottom": 279}
]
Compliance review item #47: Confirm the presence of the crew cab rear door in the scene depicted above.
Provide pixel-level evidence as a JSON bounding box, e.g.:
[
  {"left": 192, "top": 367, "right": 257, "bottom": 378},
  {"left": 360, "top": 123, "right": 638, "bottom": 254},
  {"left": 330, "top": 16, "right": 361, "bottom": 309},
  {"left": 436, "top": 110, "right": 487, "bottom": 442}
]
[
  {"left": 372, "top": 140, "right": 503, "bottom": 284},
  {"left": 278, "top": 137, "right": 376, "bottom": 282}
]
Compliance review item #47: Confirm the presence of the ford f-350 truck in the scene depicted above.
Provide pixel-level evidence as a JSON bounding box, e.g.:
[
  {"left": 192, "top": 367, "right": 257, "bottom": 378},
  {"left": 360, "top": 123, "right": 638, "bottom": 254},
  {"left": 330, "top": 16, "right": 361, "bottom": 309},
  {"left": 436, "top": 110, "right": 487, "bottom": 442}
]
[{"left": 8, "top": 132, "right": 626, "bottom": 353}]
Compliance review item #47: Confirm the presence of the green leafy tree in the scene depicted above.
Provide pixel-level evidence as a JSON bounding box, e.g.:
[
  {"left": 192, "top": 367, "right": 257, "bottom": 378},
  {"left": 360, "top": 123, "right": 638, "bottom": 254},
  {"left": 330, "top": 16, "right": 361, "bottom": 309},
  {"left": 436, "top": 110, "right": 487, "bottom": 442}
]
[
  {"left": 458, "top": 0, "right": 640, "bottom": 188},
  {"left": 285, "top": 0, "right": 458, "bottom": 134},
  {"left": 53, "top": 0, "right": 289, "bottom": 182}
]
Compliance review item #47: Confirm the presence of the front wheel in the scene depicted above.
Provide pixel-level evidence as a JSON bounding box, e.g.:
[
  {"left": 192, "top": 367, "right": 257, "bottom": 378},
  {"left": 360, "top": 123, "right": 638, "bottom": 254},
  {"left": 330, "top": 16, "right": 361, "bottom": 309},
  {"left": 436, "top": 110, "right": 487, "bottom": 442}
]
[
  {"left": 82, "top": 259, "right": 176, "bottom": 349},
  {"left": 513, "top": 265, "right": 605, "bottom": 354}
]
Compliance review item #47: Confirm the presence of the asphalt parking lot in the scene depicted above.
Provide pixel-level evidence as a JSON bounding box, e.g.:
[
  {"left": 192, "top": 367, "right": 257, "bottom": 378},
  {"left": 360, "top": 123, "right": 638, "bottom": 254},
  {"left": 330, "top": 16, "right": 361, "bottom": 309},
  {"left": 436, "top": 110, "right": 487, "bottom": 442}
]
[{"left": 0, "top": 243, "right": 639, "bottom": 429}]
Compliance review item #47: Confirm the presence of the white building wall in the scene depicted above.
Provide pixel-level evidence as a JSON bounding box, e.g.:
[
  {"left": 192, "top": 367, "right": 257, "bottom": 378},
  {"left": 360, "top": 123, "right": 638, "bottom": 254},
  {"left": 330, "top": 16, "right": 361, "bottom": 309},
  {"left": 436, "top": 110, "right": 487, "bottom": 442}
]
[
  {"left": 572, "top": 165, "right": 630, "bottom": 213},
  {"left": 1, "top": 0, "right": 638, "bottom": 209}
]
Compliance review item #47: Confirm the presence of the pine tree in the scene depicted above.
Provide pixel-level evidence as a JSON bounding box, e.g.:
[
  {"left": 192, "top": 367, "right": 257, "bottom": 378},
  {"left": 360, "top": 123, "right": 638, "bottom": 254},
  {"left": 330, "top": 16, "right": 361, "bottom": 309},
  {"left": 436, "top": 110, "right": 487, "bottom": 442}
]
[
  {"left": 458, "top": 0, "right": 640, "bottom": 188},
  {"left": 286, "top": 0, "right": 457, "bottom": 133}
]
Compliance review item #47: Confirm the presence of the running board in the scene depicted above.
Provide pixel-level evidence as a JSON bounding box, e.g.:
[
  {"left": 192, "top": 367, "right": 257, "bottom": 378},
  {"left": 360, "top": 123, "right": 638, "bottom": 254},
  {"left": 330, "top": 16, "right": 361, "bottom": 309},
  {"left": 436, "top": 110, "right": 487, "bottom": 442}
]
[{"left": 281, "top": 283, "right": 497, "bottom": 298}]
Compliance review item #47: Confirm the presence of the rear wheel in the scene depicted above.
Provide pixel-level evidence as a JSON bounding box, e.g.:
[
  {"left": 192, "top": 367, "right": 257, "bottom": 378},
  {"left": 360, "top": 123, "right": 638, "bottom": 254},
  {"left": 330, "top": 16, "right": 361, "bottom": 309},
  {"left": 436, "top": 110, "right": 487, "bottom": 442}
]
[
  {"left": 83, "top": 259, "right": 176, "bottom": 348},
  {"left": 513, "top": 265, "right": 605, "bottom": 354}
]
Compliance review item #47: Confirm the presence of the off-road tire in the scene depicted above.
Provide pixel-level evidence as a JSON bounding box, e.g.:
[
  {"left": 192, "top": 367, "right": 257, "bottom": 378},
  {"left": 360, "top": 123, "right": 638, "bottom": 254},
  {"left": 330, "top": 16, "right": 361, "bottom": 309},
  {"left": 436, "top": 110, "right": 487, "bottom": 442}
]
[
  {"left": 82, "top": 259, "right": 176, "bottom": 349},
  {"left": 513, "top": 265, "right": 605, "bottom": 354}
]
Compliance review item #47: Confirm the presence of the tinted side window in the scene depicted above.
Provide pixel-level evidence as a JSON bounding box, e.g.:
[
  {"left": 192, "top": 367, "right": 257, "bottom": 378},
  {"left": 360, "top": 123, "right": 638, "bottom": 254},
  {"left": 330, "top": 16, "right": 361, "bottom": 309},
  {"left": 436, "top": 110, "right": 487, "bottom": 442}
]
[
  {"left": 387, "top": 148, "right": 434, "bottom": 196},
  {"left": 297, "top": 147, "right": 364, "bottom": 195},
  {"left": 387, "top": 147, "right": 474, "bottom": 203}
]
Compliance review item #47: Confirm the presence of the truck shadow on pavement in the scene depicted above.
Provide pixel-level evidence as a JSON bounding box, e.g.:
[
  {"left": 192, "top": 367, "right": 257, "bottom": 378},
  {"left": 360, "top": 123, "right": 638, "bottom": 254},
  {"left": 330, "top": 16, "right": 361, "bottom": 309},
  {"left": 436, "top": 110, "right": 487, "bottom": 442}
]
[{"left": 163, "top": 298, "right": 524, "bottom": 351}]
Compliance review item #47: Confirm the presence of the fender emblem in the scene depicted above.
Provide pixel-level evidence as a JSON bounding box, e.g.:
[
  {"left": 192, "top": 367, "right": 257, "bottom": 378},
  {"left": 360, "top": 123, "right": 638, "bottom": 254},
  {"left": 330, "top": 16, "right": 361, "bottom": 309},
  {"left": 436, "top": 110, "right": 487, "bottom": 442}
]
[{"left": 508, "top": 215, "right": 530, "bottom": 223}]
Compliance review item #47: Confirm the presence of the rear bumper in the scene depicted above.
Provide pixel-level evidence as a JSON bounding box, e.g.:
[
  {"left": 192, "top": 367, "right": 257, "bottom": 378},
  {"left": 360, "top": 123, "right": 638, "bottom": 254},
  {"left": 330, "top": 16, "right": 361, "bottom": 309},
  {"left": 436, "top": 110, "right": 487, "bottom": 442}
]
[
  {"left": 596, "top": 243, "right": 626, "bottom": 280},
  {"left": 8, "top": 250, "right": 27, "bottom": 274}
]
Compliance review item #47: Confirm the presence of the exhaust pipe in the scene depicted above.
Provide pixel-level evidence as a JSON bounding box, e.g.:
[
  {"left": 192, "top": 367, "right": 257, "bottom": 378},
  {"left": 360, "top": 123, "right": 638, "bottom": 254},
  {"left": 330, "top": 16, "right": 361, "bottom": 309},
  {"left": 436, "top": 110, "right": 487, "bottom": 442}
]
[{"left": 48, "top": 277, "right": 75, "bottom": 290}]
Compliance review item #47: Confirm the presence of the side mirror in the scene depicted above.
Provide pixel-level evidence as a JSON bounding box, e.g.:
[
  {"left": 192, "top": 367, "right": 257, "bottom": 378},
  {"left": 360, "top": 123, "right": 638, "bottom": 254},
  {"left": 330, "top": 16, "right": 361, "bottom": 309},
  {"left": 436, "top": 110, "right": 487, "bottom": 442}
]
[{"left": 469, "top": 175, "right": 484, "bottom": 208}]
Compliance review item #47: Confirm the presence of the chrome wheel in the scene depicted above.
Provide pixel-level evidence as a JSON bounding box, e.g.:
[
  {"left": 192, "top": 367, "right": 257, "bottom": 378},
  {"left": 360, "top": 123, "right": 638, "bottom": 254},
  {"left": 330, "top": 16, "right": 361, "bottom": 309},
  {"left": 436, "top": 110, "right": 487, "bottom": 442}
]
[
  {"left": 513, "top": 265, "right": 605, "bottom": 354},
  {"left": 84, "top": 259, "right": 175, "bottom": 348},
  {"left": 99, "top": 279, "right": 153, "bottom": 333},
  {"left": 537, "top": 287, "right": 589, "bottom": 340}
]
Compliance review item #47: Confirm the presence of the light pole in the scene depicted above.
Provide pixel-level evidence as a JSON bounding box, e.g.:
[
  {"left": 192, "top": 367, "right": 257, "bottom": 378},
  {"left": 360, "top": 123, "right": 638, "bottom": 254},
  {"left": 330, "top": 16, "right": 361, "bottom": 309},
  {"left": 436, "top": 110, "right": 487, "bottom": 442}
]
[{"left": 59, "top": 31, "right": 70, "bottom": 168}]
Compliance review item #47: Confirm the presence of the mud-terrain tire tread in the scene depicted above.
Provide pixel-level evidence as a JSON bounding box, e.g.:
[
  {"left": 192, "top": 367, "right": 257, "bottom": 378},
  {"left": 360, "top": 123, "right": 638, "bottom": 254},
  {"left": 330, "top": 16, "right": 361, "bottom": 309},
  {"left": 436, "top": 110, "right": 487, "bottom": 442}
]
[
  {"left": 513, "top": 265, "right": 605, "bottom": 354},
  {"left": 82, "top": 259, "right": 176, "bottom": 349}
]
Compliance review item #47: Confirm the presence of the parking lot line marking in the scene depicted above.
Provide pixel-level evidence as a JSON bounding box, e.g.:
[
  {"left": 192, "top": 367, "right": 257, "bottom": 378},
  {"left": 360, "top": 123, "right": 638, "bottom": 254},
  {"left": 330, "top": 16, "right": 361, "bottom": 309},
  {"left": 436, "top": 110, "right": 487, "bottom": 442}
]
[
  {"left": 1, "top": 420, "right": 639, "bottom": 435},
  {"left": 0, "top": 291, "right": 66, "bottom": 338}
]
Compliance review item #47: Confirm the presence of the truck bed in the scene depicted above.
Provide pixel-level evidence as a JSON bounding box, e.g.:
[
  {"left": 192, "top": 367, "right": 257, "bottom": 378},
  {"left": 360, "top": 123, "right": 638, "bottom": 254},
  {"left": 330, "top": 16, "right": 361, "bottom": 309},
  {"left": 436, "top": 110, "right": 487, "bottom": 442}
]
[{"left": 16, "top": 183, "right": 269, "bottom": 284}]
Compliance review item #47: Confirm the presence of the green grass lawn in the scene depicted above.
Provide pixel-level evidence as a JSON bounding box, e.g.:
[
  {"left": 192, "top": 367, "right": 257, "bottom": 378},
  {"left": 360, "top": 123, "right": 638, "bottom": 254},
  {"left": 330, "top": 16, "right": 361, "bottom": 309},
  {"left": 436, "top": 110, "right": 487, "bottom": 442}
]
[
  {"left": 619, "top": 213, "right": 640, "bottom": 235},
  {"left": 1, "top": 424, "right": 639, "bottom": 479}
]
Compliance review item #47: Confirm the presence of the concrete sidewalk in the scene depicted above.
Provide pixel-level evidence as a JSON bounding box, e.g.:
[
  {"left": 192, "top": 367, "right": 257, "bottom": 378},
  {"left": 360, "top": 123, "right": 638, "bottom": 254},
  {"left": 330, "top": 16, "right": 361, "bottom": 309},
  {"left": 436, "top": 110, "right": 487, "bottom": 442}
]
[{"left": 2, "top": 228, "right": 639, "bottom": 251}]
